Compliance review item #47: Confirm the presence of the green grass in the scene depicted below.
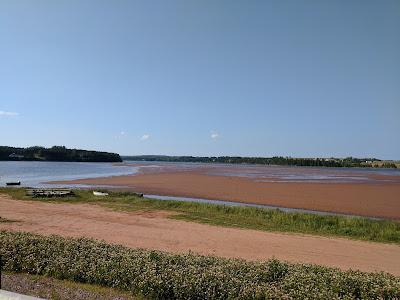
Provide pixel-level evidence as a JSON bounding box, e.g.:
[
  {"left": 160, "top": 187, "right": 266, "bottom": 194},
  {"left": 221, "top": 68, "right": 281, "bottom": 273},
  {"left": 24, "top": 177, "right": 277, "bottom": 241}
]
[
  {"left": 1, "top": 231, "right": 399, "bottom": 299},
  {"left": 1, "top": 187, "right": 400, "bottom": 244}
]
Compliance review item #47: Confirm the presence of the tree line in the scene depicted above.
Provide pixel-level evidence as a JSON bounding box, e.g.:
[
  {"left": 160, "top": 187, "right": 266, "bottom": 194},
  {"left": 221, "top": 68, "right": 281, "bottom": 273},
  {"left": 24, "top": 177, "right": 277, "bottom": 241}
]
[
  {"left": 0, "top": 146, "right": 122, "bottom": 162},
  {"left": 122, "top": 155, "right": 397, "bottom": 168}
]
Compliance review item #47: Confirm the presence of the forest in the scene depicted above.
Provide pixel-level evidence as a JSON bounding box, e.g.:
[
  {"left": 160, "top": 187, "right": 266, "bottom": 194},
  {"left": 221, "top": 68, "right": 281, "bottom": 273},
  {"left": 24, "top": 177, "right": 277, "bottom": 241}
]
[
  {"left": 122, "top": 155, "right": 398, "bottom": 168},
  {"left": 0, "top": 146, "right": 122, "bottom": 162}
]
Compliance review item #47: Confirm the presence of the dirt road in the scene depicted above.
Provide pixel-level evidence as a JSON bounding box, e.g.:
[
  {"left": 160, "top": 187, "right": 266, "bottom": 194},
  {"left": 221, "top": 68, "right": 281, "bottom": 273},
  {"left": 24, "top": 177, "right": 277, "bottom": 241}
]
[{"left": 1, "top": 194, "right": 399, "bottom": 276}]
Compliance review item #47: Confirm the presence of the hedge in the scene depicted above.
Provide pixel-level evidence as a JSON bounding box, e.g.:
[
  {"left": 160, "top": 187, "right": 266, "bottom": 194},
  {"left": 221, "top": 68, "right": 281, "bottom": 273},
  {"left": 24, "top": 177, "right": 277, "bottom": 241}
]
[{"left": 1, "top": 231, "right": 399, "bottom": 299}]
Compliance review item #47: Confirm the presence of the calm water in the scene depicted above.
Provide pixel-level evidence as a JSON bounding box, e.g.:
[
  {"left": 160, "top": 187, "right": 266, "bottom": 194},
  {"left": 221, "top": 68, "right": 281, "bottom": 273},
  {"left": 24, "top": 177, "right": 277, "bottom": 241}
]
[{"left": 0, "top": 161, "right": 138, "bottom": 187}]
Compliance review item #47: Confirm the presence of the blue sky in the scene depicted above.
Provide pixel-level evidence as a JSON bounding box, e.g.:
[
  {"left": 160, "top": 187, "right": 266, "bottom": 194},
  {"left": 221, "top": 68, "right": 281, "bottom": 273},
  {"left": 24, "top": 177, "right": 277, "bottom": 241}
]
[{"left": 1, "top": 1, "right": 399, "bottom": 159}]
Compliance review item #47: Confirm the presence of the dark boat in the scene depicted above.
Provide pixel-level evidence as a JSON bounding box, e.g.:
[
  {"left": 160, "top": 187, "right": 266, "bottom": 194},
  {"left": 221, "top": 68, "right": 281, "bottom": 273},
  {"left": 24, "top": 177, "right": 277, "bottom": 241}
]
[{"left": 6, "top": 181, "right": 21, "bottom": 186}]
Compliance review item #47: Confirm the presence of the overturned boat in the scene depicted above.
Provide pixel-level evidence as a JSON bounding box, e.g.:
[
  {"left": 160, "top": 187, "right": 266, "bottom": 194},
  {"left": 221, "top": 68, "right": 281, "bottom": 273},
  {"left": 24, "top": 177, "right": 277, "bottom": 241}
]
[{"left": 93, "top": 191, "right": 109, "bottom": 196}]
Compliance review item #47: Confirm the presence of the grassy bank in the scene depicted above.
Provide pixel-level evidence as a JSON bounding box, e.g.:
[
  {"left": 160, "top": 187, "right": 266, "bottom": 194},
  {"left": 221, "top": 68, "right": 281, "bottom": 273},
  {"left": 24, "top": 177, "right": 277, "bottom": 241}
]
[
  {"left": 1, "top": 188, "right": 400, "bottom": 244},
  {"left": 1, "top": 231, "right": 399, "bottom": 299}
]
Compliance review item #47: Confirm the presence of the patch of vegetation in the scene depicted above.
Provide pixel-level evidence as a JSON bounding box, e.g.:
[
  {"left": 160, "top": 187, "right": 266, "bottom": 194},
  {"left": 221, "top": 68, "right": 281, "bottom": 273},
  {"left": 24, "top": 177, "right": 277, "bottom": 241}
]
[
  {"left": 0, "top": 231, "right": 399, "bottom": 299},
  {"left": 0, "top": 145, "right": 122, "bottom": 162},
  {"left": 1, "top": 188, "right": 399, "bottom": 244},
  {"left": 1, "top": 272, "right": 138, "bottom": 300},
  {"left": 371, "top": 160, "right": 400, "bottom": 169},
  {"left": 122, "top": 155, "right": 398, "bottom": 168}
]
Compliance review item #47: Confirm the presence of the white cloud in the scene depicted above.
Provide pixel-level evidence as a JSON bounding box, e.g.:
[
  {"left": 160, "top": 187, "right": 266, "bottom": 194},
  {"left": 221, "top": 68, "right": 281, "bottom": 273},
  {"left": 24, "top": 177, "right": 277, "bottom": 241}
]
[
  {"left": 140, "top": 134, "right": 150, "bottom": 141},
  {"left": 120, "top": 131, "right": 125, "bottom": 136},
  {"left": 0, "top": 111, "right": 19, "bottom": 117},
  {"left": 211, "top": 132, "right": 220, "bottom": 139}
]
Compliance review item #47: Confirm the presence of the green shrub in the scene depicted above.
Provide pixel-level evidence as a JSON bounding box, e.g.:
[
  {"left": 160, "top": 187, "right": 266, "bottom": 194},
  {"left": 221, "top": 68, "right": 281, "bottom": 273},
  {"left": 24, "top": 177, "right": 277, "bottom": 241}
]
[{"left": 1, "top": 231, "right": 399, "bottom": 299}]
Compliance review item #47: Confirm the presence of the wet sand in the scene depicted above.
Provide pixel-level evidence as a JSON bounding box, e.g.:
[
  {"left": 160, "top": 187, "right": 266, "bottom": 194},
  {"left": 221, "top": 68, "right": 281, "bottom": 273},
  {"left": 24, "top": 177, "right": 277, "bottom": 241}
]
[
  {"left": 53, "top": 166, "right": 400, "bottom": 219},
  {"left": 1, "top": 194, "right": 400, "bottom": 275}
]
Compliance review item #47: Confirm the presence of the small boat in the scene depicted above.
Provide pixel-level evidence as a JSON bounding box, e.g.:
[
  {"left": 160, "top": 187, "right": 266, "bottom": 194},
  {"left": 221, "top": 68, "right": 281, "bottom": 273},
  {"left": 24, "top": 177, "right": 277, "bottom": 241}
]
[
  {"left": 6, "top": 181, "right": 21, "bottom": 186},
  {"left": 93, "top": 191, "right": 109, "bottom": 196}
]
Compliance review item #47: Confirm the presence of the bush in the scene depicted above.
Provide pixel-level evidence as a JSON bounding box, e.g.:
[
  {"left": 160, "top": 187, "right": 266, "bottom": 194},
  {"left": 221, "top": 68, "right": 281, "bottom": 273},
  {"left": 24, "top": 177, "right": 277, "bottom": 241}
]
[{"left": 1, "top": 231, "right": 399, "bottom": 299}]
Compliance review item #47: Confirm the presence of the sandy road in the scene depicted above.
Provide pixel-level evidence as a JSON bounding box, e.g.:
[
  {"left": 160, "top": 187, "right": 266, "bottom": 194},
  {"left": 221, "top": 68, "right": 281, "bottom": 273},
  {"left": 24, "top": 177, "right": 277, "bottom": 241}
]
[{"left": 1, "top": 194, "right": 400, "bottom": 276}]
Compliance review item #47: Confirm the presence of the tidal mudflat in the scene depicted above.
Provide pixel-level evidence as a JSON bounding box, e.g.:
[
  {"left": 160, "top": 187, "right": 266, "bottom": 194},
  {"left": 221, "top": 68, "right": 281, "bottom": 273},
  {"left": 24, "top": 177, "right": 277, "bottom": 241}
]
[{"left": 53, "top": 162, "right": 400, "bottom": 220}]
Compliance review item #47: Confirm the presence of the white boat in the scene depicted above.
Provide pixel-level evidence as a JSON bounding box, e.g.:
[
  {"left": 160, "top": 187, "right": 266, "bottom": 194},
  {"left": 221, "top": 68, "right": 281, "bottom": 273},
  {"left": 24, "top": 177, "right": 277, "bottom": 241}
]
[
  {"left": 6, "top": 181, "right": 21, "bottom": 186},
  {"left": 93, "top": 191, "right": 109, "bottom": 196}
]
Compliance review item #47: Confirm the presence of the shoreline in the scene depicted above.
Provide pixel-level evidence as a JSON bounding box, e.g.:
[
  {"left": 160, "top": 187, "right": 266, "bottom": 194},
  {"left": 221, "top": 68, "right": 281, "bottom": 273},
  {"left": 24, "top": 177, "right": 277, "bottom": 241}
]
[{"left": 49, "top": 165, "right": 400, "bottom": 220}]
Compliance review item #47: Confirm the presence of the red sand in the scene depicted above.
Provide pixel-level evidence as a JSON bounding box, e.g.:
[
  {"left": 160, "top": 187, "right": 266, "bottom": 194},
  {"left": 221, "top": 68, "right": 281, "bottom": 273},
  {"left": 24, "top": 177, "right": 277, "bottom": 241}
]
[
  {"left": 54, "top": 168, "right": 400, "bottom": 219},
  {"left": 1, "top": 194, "right": 400, "bottom": 275}
]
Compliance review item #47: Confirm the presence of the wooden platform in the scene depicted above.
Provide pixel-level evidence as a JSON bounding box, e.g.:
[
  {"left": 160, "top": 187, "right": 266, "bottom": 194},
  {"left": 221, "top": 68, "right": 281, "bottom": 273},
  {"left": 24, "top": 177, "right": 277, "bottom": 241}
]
[{"left": 26, "top": 188, "right": 74, "bottom": 198}]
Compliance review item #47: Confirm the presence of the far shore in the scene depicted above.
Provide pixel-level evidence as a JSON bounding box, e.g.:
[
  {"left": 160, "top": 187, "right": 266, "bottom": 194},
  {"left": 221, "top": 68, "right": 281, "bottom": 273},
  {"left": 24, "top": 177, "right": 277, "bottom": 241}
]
[{"left": 50, "top": 165, "right": 400, "bottom": 220}]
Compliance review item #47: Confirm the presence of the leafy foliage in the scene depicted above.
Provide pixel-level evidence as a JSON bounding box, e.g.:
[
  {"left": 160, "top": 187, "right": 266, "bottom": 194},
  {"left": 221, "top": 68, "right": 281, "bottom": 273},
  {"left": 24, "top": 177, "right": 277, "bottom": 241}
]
[
  {"left": 1, "top": 231, "right": 399, "bottom": 299},
  {"left": 0, "top": 146, "right": 122, "bottom": 162}
]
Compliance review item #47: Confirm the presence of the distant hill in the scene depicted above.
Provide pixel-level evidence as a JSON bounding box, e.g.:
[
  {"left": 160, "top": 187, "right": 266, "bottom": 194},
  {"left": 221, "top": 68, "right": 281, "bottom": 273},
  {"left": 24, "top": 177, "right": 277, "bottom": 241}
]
[
  {"left": 122, "top": 155, "right": 398, "bottom": 168},
  {"left": 0, "top": 146, "right": 122, "bottom": 162}
]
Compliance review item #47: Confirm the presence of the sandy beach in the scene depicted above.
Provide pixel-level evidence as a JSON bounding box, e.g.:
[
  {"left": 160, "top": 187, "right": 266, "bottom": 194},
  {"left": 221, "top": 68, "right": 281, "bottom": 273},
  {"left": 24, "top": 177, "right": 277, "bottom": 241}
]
[
  {"left": 1, "top": 194, "right": 399, "bottom": 275},
  {"left": 52, "top": 163, "right": 400, "bottom": 220}
]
